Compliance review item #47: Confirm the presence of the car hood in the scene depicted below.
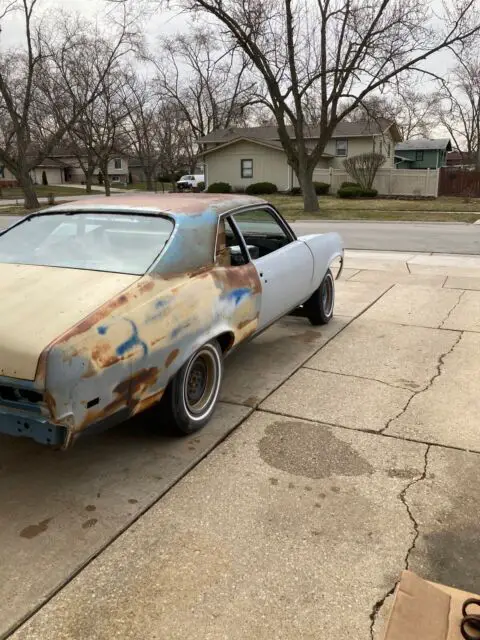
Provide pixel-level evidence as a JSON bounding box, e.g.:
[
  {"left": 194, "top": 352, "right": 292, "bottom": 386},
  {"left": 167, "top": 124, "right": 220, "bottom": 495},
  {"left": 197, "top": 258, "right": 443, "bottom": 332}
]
[{"left": 0, "top": 263, "right": 138, "bottom": 381}]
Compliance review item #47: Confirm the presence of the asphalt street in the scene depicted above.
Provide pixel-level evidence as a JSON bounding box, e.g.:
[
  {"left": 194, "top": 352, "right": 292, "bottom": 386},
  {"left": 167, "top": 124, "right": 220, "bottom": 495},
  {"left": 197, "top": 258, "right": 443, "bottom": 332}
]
[{"left": 1, "top": 215, "right": 479, "bottom": 254}]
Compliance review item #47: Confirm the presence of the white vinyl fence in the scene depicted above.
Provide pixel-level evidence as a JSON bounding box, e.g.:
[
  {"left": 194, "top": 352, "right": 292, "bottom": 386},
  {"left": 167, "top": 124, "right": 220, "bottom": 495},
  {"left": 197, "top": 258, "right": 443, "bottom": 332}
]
[{"left": 310, "top": 167, "right": 439, "bottom": 197}]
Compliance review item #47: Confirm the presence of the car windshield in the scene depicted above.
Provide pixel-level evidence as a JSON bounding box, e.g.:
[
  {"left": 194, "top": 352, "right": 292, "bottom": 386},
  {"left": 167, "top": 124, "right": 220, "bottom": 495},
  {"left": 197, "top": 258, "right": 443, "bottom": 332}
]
[{"left": 0, "top": 212, "right": 174, "bottom": 275}]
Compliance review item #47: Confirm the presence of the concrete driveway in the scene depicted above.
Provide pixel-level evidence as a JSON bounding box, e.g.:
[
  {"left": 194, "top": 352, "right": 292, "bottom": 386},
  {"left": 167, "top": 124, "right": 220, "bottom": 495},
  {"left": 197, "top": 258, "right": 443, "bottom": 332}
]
[{"left": 2, "top": 251, "right": 480, "bottom": 639}]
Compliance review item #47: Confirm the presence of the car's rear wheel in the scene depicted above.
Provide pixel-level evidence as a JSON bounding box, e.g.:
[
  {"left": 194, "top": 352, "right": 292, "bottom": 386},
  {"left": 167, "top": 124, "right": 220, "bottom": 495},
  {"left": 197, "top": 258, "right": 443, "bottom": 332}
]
[
  {"left": 304, "top": 269, "right": 335, "bottom": 325},
  {"left": 164, "top": 340, "right": 223, "bottom": 435}
]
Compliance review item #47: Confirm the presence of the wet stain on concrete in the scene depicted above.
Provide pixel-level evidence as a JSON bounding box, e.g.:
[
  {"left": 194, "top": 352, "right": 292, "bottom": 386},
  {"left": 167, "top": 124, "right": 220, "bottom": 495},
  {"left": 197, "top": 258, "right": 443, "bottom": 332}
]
[
  {"left": 244, "top": 396, "right": 260, "bottom": 408},
  {"left": 388, "top": 468, "right": 419, "bottom": 480},
  {"left": 269, "top": 477, "right": 279, "bottom": 486},
  {"left": 85, "top": 505, "right": 96, "bottom": 512},
  {"left": 128, "top": 498, "right": 138, "bottom": 504},
  {"left": 258, "top": 422, "right": 374, "bottom": 479},
  {"left": 82, "top": 519, "right": 98, "bottom": 530},
  {"left": 20, "top": 518, "right": 52, "bottom": 540}
]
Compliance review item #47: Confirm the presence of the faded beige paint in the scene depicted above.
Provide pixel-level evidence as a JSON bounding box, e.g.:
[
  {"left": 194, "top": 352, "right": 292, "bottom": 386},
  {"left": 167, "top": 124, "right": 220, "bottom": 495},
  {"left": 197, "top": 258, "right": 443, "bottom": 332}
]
[
  {"left": 205, "top": 141, "right": 290, "bottom": 190},
  {"left": 325, "top": 133, "right": 395, "bottom": 169},
  {"left": 0, "top": 264, "right": 137, "bottom": 380}
]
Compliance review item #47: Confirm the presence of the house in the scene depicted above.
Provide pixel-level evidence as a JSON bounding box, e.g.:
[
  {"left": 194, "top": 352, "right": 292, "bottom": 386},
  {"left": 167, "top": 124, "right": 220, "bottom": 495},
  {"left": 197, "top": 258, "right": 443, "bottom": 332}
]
[
  {"left": 446, "top": 150, "right": 476, "bottom": 168},
  {"left": 395, "top": 139, "right": 452, "bottom": 169},
  {"left": 0, "top": 149, "right": 130, "bottom": 186},
  {"left": 197, "top": 119, "right": 402, "bottom": 191}
]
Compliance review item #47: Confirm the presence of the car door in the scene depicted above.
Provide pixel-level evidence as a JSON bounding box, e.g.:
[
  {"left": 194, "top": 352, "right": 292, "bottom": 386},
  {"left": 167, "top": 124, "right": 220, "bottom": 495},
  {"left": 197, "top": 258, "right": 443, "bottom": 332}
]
[{"left": 231, "top": 207, "right": 314, "bottom": 329}]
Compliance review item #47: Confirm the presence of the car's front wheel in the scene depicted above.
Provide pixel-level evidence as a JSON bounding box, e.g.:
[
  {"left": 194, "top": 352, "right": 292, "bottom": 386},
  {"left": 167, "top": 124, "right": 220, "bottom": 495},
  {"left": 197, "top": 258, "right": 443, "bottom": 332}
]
[
  {"left": 164, "top": 340, "right": 223, "bottom": 435},
  {"left": 304, "top": 269, "right": 335, "bottom": 326}
]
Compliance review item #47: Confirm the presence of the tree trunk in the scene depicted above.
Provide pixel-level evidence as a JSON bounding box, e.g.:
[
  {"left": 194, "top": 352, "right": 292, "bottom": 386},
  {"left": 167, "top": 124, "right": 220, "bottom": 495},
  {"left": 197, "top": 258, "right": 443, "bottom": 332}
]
[
  {"left": 296, "top": 162, "right": 319, "bottom": 213},
  {"left": 145, "top": 168, "right": 154, "bottom": 191},
  {"left": 17, "top": 166, "right": 40, "bottom": 209},
  {"left": 102, "top": 162, "right": 111, "bottom": 197},
  {"left": 85, "top": 167, "right": 95, "bottom": 194}
]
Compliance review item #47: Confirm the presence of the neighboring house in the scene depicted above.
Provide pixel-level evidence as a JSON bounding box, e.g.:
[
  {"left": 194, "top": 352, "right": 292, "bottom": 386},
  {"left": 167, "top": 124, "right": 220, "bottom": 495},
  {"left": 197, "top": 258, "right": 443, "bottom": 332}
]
[
  {"left": 0, "top": 150, "right": 130, "bottom": 186},
  {"left": 446, "top": 150, "right": 476, "bottom": 168},
  {"left": 197, "top": 119, "right": 401, "bottom": 191},
  {"left": 395, "top": 139, "right": 452, "bottom": 169}
]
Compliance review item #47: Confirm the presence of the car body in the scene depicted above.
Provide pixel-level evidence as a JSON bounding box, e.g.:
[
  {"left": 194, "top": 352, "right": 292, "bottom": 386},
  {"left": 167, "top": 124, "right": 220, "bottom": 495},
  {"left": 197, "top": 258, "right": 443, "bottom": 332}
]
[
  {"left": 176, "top": 174, "right": 204, "bottom": 190},
  {"left": 0, "top": 194, "right": 343, "bottom": 448}
]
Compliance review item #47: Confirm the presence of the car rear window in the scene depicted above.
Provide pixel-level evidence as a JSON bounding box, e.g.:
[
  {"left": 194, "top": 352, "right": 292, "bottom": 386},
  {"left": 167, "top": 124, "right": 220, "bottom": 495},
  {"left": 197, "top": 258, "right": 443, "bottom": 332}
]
[{"left": 0, "top": 212, "right": 174, "bottom": 275}]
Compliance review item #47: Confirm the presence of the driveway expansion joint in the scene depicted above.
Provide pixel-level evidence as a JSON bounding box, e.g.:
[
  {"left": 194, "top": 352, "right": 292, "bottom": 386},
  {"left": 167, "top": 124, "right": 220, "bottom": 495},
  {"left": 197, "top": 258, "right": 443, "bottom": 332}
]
[
  {"left": 369, "top": 444, "right": 430, "bottom": 639},
  {"left": 380, "top": 331, "right": 464, "bottom": 435},
  {"left": 439, "top": 290, "right": 466, "bottom": 328}
]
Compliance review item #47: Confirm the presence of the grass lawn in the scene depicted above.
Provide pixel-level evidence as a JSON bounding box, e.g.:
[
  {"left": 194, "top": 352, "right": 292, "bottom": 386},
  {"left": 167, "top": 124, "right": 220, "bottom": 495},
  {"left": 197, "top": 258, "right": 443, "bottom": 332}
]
[
  {"left": 115, "top": 182, "right": 172, "bottom": 192},
  {"left": 1, "top": 185, "right": 88, "bottom": 199},
  {"left": 269, "top": 194, "right": 480, "bottom": 223}
]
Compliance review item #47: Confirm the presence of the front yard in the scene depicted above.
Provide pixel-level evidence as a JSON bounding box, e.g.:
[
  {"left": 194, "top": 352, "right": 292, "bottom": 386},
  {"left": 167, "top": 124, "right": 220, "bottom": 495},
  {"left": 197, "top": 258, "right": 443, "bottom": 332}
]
[
  {"left": 0, "top": 185, "right": 88, "bottom": 199},
  {"left": 269, "top": 194, "right": 480, "bottom": 222}
]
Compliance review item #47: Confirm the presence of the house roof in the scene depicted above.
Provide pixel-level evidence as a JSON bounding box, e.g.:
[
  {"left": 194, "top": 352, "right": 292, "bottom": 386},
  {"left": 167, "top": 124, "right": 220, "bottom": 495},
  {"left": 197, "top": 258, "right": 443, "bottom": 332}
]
[
  {"left": 198, "top": 119, "right": 401, "bottom": 146},
  {"left": 396, "top": 138, "right": 452, "bottom": 151}
]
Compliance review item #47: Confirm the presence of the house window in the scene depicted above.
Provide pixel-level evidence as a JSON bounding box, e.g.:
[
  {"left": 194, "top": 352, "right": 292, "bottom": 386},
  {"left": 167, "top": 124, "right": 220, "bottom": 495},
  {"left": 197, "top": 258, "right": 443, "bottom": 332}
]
[
  {"left": 387, "top": 142, "right": 391, "bottom": 157},
  {"left": 335, "top": 139, "right": 348, "bottom": 157},
  {"left": 0, "top": 166, "right": 4, "bottom": 178},
  {"left": 114, "top": 158, "right": 122, "bottom": 169},
  {"left": 241, "top": 159, "right": 253, "bottom": 178},
  {"left": 415, "top": 151, "right": 424, "bottom": 161}
]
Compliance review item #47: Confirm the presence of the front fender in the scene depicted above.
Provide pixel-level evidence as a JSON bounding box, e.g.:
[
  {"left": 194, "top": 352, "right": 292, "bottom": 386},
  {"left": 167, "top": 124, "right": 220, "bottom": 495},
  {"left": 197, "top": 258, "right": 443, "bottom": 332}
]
[{"left": 298, "top": 232, "right": 344, "bottom": 291}]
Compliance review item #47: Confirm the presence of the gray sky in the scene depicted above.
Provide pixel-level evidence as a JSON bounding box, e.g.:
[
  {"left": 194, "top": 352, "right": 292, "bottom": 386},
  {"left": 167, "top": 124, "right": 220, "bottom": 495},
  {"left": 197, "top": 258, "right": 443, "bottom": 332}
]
[{"left": 1, "top": 0, "right": 453, "bottom": 138}]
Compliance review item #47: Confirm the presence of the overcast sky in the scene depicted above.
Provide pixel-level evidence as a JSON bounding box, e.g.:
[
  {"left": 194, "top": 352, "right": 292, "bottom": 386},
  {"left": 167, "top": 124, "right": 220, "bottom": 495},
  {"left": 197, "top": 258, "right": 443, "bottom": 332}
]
[{"left": 1, "top": 0, "right": 452, "bottom": 137}]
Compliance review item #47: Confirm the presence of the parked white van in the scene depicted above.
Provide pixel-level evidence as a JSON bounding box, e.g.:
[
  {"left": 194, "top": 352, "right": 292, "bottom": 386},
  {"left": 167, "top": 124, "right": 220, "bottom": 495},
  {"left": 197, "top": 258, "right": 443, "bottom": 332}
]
[{"left": 176, "top": 174, "right": 205, "bottom": 190}]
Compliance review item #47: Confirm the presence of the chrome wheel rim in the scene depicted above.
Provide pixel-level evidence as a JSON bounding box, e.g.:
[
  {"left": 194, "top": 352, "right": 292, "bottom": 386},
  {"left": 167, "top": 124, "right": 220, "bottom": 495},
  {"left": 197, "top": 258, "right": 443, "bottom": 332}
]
[
  {"left": 322, "top": 273, "right": 334, "bottom": 316},
  {"left": 183, "top": 347, "right": 219, "bottom": 418}
]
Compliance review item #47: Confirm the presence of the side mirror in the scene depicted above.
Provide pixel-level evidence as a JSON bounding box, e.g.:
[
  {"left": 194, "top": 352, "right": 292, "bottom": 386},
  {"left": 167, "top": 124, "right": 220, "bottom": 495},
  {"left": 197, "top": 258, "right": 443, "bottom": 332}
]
[{"left": 247, "top": 245, "right": 260, "bottom": 260}]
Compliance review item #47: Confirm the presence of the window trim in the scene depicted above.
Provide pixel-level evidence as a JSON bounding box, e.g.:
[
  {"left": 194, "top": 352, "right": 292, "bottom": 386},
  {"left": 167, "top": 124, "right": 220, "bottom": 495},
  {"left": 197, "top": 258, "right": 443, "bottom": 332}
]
[
  {"left": 335, "top": 139, "right": 348, "bottom": 157},
  {"left": 113, "top": 158, "right": 122, "bottom": 169},
  {"left": 415, "top": 150, "right": 424, "bottom": 161},
  {"left": 241, "top": 158, "right": 253, "bottom": 179}
]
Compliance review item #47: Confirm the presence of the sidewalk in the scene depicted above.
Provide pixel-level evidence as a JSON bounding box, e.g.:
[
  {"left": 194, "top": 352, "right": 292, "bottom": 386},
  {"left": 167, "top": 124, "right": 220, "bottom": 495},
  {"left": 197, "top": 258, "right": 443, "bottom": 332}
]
[{"left": 5, "top": 252, "right": 480, "bottom": 640}]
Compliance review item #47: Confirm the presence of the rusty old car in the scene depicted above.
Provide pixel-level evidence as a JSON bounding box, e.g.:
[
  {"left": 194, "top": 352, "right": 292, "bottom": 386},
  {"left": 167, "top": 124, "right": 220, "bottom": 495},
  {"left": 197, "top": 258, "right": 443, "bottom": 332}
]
[{"left": 0, "top": 194, "right": 343, "bottom": 448}]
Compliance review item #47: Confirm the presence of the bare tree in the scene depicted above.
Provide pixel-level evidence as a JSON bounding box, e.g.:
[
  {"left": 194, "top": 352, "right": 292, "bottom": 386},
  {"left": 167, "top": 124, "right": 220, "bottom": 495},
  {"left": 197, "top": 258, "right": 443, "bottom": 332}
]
[
  {"left": 0, "top": 1, "right": 137, "bottom": 208},
  {"left": 346, "top": 89, "right": 439, "bottom": 140},
  {"left": 152, "top": 26, "right": 258, "bottom": 155},
  {"left": 155, "top": 100, "right": 196, "bottom": 187},
  {"left": 438, "top": 55, "right": 480, "bottom": 168},
  {"left": 115, "top": 0, "right": 480, "bottom": 212},
  {"left": 344, "top": 152, "right": 386, "bottom": 190}
]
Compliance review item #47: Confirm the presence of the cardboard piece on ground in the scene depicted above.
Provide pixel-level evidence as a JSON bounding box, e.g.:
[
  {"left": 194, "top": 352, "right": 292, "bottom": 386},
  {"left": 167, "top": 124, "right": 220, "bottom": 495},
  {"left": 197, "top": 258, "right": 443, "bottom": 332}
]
[{"left": 383, "top": 570, "right": 480, "bottom": 640}]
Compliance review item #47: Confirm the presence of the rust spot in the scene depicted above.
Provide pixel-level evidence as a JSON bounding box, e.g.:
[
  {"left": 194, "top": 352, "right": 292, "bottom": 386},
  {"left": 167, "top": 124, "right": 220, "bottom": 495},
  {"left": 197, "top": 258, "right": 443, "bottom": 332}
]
[
  {"left": 212, "top": 264, "right": 262, "bottom": 295},
  {"left": 44, "top": 391, "right": 56, "bottom": 417},
  {"left": 131, "top": 388, "right": 165, "bottom": 415},
  {"left": 20, "top": 518, "right": 52, "bottom": 540},
  {"left": 151, "top": 335, "right": 167, "bottom": 347},
  {"left": 92, "top": 343, "right": 120, "bottom": 368},
  {"left": 237, "top": 318, "right": 255, "bottom": 331},
  {"left": 139, "top": 279, "right": 155, "bottom": 293},
  {"left": 114, "top": 367, "right": 159, "bottom": 397},
  {"left": 165, "top": 349, "right": 180, "bottom": 368}
]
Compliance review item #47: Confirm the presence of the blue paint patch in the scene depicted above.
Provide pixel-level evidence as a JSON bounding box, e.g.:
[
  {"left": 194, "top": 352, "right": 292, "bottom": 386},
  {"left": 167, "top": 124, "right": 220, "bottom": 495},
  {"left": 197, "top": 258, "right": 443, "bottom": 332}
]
[
  {"left": 97, "top": 325, "right": 108, "bottom": 335},
  {"left": 171, "top": 322, "right": 191, "bottom": 339},
  {"left": 116, "top": 320, "right": 148, "bottom": 358},
  {"left": 155, "top": 299, "right": 168, "bottom": 309},
  {"left": 223, "top": 288, "right": 251, "bottom": 305}
]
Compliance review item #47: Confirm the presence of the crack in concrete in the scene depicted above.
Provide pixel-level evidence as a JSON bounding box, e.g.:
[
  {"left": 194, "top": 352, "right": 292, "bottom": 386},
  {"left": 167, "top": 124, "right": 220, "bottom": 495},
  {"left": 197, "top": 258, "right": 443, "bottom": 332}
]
[
  {"left": 379, "top": 331, "right": 464, "bottom": 435},
  {"left": 369, "top": 444, "right": 430, "bottom": 640},
  {"left": 301, "top": 367, "right": 414, "bottom": 391},
  {"left": 440, "top": 289, "right": 465, "bottom": 328},
  {"left": 406, "top": 261, "right": 411, "bottom": 274}
]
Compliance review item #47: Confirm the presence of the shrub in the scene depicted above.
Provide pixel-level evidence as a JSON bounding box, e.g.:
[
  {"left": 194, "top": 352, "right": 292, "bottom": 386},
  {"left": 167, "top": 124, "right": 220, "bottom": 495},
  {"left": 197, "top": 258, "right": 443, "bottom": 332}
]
[
  {"left": 344, "top": 152, "right": 386, "bottom": 189},
  {"left": 98, "top": 171, "right": 104, "bottom": 185},
  {"left": 340, "top": 181, "right": 361, "bottom": 188},
  {"left": 245, "top": 181, "right": 278, "bottom": 195},
  {"left": 42, "top": 170, "right": 48, "bottom": 186},
  {"left": 313, "top": 181, "right": 330, "bottom": 195},
  {"left": 289, "top": 186, "right": 302, "bottom": 196},
  {"left": 337, "top": 186, "right": 378, "bottom": 199},
  {"left": 207, "top": 181, "right": 232, "bottom": 193},
  {"left": 337, "top": 185, "right": 363, "bottom": 198},
  {"left": 197, "top": 181, "right": 205, "bottom": 191}
]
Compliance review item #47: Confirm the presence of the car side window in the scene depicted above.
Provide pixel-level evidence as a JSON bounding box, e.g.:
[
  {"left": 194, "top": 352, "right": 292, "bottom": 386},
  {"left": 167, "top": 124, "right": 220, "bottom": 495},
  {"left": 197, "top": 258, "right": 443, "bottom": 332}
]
[
  {"left": 232, "top": 208, "right": 292, "bottom": 259},
  {"left": 215, "top": 217, "right": 250, "bottom": 267}
]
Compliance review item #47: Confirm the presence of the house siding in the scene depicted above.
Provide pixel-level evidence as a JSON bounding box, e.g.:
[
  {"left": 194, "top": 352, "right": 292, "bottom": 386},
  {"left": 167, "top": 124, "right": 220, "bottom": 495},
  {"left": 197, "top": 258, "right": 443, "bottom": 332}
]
[
  {"left": 205, "top": 141, "right": 290, "bottom": 191},
  {"left": 325, "top": 133, "right": 395, "bottom": 169},
  {"left": 395, "top": 149, "right": 446, "bottom": 170}
]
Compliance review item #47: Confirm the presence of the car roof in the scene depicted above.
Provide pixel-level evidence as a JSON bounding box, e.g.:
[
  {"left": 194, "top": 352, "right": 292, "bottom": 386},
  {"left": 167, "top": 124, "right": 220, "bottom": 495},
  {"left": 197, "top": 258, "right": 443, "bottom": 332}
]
[{"left": 42, "top": 193, "right": 267, "bottom": 217}]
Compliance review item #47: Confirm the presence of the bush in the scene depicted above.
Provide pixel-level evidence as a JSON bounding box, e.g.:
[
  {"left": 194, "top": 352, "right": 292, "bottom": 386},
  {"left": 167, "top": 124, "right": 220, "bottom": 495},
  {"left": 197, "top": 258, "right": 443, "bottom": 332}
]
[
  {"left": 245, "top": 181, "right": 278, "bottom": 195},
  {"left": 337, "top": 185, "right": 378, "bottom": 199},
  {"left": 42, "top": 171, "right": 48, "bottom": 186},
  {"left": 313, "top": 181, "right": 330, "bottom": 195},
  {"left": 289, "top": 186, "right": 302, "bottom": 196},
  {"left": 197, "top": 181, "right": 205, "bottom": 191},
  {"left": 340, "top": 181, "right": 361, "bottom": 188},
  {"left": 207, "top": 181, "right": 232, "bottom": 193}
]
